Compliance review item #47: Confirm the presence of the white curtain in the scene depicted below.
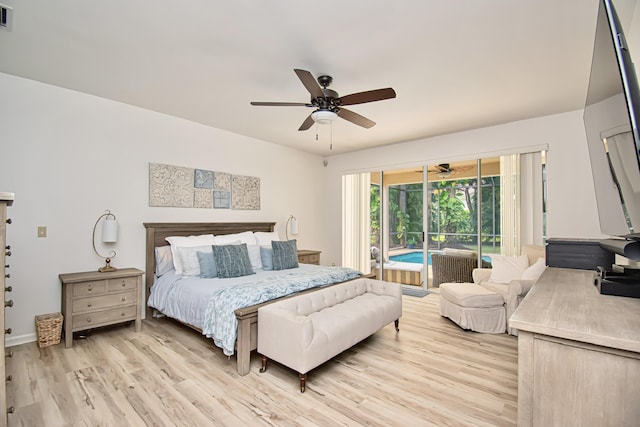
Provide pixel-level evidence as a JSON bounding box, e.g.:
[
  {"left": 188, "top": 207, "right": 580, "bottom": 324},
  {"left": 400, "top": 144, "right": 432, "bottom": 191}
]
[
  {"left": 500, "top": 154, "right": 521, "bottom": 256},
  {"left": 342, "top": 173, "right": 371, "bottom": 273},
  {"left": 519, "top": 151, "right": 545, "bottom": 246}
]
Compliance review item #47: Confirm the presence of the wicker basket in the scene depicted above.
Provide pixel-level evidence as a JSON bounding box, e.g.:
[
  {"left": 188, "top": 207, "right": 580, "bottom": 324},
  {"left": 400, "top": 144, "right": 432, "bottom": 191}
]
[{"left": 35, "top": 312, "right": 63, "bottom": 348}]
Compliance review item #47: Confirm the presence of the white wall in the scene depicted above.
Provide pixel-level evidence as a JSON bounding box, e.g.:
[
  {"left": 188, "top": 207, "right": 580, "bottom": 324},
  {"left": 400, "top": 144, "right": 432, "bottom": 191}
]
[
  {"left": 320, "top": 110, "right": 603, "bottom": 268},
  {"left": 0, "top": 72, "right": 326, "bottom": 345}
]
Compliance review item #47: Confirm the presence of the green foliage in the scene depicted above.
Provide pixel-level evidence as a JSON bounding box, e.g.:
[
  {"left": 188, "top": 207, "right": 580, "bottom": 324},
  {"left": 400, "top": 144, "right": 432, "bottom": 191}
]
[{"left": 371, "top": 177, "right": 501, "bottom": 249}]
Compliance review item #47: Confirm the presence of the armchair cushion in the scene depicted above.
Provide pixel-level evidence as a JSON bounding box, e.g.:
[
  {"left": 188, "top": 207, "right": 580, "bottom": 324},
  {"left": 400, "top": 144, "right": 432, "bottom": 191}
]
[
  {"left": 488, "top": 254, "right": 529, "bottom": 284},
  {"left": 521, "top": 257, "right": 546, "bottom": 281}
]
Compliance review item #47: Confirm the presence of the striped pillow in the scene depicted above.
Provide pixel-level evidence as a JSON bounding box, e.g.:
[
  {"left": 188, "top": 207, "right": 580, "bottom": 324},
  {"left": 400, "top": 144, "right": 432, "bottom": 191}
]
[
  {"left": 272, "top": 240, "right": 299, "bottom": 270},
  {"left": 212, "top": 243, "right": 255, "bottom": 278}
]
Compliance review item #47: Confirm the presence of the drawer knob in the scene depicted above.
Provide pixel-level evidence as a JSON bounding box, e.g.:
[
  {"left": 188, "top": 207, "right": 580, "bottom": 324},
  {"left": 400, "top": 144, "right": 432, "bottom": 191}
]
[
  {"left": 87, "top": 318, "right": 91, "bottom": 323},
  {"left": 6, "top": 351, "right": 13, "bottom": 358},
  {"left": 121, "top": 312, "right": 125, "bottom": 317},
  {"left": 5, "top": 218, "right": 11, "bottom": 224},
  {"left": 4, "top": 245, "right": 9, "bottom": 250},
  {"left": 4, "top": 300, "right": 13, "bottom": 308},
  {"left": 7, "top": 405, "right": 14, "bottom": 414},
  {"left": 88, "top": 286, "right": 93, "bottom": 291},
  {"left": 121, "top": 297, "right": 126, "bottom": 302},
  {"left": 87, "top": 303, "right": 92, "bottom": 307},
  {"left": 4, "top": 273, "right": 9, "bottom": 279},
  {"left": 5, "top": 286, "right": 11, "bottom": 292},
  {"left": 121, "top": 281, "right": 126, "bottom": 287},
  {"left": 5, "top": 328, "right": 11, "bottom": 335},
  {"left": 6, "top": 375, "right": 11, "bottom": 382},
  {"left": 4, "top": 250, "right": 10, "bottom": 257}
]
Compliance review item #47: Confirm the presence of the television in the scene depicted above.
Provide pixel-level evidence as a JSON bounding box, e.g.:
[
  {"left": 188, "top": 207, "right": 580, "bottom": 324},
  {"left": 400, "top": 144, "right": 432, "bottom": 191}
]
[{"left": 584, "top": 0, "right": 640, "bottom": 246}]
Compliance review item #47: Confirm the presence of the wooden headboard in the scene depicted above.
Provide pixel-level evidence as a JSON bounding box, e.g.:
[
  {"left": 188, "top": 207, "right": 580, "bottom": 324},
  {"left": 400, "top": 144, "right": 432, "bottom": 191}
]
[{"left": 143, "top": 221, "right": 276, "bottom": 318}]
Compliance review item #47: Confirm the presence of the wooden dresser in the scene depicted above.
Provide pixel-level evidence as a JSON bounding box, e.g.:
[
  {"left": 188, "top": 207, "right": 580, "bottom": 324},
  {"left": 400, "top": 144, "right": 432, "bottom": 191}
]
[
  {"left": 297, "top": 250, "right": 321, "bottom": 265},
  {"left": 59, "top": 268, "right": 143, "bottom": 348},
  {"left": 510, "top": 267, "right": 640, "bottom": 426},
  {"left": 0, "top": 193, "right": 14, "bottom": 425}
]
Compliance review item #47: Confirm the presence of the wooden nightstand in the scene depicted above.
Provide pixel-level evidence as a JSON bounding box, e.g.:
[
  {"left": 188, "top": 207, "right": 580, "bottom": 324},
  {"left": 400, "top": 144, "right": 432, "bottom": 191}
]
[
  {"left": 59, "top": 268, "right": 143, "bottom": 348},
  {"left": 297, "top": 250, "right": 321, "bottom": 265}
]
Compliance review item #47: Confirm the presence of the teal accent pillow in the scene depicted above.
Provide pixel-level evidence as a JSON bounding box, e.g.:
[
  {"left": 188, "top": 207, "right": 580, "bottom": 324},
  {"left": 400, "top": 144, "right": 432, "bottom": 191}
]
[
  {"left": 272, "top": 239, "right": 299, "bottom": 270},
  {"left": 213, "top": 243, "right": 255, "bottom": 278},
  {"left": 260, "top": 246, "right": 274, "bottom": 271},
  {"left": 197, "top": 250, "right": 217, "bottom": 278}
]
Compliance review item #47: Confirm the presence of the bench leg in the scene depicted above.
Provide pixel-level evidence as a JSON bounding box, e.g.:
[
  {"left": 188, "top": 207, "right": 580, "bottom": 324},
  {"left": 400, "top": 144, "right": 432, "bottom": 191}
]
[
  {"left": 299, "top": 373, "right": 307, "bottom": 393},
  {"left": 395, "top": 319, "right": 400, "bottom": 332},
  {"left": 259, "top": 355, "right": 268, "bottom": 373}
]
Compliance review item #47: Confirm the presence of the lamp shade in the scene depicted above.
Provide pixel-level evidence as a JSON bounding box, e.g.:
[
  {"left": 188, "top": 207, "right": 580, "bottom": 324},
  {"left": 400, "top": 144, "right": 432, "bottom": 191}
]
[
  {"left": 102, "top": 217, "right": 118, "bottom": 242},
  {"left": 289, "top": 217, "right": 299, "bottom": 235}
]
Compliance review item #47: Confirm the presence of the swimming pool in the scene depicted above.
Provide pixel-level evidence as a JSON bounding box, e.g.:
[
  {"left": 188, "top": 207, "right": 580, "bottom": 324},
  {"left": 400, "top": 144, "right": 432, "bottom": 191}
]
[
  {"left": 389, "top": 251, "right": 432, "bottom": 264},
  {"left": 390, "top": 251, "right": 490, "bottom": 264}
]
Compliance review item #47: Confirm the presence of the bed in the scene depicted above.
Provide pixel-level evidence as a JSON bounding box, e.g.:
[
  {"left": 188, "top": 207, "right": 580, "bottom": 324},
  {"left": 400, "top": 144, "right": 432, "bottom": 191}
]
[{"left": 143, "top": 222, "right": 362, "bottom": 376}]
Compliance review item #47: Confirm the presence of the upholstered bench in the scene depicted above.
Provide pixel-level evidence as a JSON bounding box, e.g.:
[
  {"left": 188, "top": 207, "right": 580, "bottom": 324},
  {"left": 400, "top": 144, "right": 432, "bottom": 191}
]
[
  {"left": 257, "top": 277, "right": 402, "bottom": 392},
  {"left": 439, "top": 282, "right": 506, "bottom": 333}
]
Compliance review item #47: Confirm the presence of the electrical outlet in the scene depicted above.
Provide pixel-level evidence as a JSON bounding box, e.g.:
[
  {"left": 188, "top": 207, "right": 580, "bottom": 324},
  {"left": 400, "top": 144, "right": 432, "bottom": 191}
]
[{"left": 37, "top": 226, "right": 47, "bottom": 238}]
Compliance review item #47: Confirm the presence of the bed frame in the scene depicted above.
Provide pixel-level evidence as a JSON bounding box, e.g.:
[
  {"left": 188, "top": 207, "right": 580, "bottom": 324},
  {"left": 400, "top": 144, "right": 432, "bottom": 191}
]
[{"left": 143, "top": 221, "right": 275, "bottom": 376}]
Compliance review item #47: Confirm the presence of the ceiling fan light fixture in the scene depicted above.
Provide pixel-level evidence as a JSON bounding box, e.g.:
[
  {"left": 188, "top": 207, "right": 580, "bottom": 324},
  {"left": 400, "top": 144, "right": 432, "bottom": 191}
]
[{"left": 311, "top": 110, "right": 338, "bottom": 125}]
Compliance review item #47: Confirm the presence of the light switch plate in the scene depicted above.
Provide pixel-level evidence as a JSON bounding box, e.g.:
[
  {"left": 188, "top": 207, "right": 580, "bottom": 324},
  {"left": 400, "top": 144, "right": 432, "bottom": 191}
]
[{"left": 37, "top": 226, "right": 47, "bottom": 238}]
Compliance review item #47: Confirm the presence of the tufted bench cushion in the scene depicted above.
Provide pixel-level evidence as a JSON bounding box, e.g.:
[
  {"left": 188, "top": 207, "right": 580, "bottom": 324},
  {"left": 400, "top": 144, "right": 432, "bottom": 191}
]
[
  {"left": 439, "top": 282, "right": 506, "bottom": 333},
  {"left": 258, "top": 277, "right": 402, "bottom": 391}
]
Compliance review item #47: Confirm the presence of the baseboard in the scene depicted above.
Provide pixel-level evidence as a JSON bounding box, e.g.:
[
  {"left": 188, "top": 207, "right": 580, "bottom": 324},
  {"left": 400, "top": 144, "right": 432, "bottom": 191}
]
[{"left": 6, "top": 332, "right": 36, "bottom": 348}]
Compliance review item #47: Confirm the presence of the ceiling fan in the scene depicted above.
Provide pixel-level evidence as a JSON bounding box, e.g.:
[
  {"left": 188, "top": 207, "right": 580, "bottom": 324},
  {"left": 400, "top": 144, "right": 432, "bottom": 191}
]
[
  {"left": 428, "top": 163, "right": 473, "bottom": 179},
  {"left": 250, "top": 69, "right": 396, "bottom": 131}
]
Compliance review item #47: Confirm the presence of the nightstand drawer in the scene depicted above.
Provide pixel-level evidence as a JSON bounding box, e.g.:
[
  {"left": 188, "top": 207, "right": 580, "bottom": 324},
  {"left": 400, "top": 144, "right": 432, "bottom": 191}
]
[
  {"left": 108, "top": 276, "right": 138, "bottom": 292},
  {"left": 297, "top": 250, "right": 321, "bottom": 265},
  {"left": 72, "top": 305, "right": 137, "bottom": 329},
  {"left": 72, "top": 280, "right": 107, "bottom": 297},
  {"left": 72, "top": 290, "right": 137, "bottom": 314},
  {"left": 305, "top": 254, "right": 320, "bottom": 264}
]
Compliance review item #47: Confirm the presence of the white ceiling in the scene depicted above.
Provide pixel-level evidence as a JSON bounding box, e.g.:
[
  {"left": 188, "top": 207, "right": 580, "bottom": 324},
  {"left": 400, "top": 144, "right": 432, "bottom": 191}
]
[{"left": 0, "top": 0, "right": 608, "bottom": 155}]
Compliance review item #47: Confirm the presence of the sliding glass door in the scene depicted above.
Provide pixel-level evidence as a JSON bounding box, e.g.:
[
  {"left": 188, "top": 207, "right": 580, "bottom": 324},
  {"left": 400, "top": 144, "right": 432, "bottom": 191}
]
[{"left": 343, "top": 153, "right": 544, "bottom": 291}]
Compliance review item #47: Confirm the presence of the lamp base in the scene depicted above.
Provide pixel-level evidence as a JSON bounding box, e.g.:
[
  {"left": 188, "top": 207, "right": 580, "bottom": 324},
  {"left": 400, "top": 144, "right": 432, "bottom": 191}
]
[{"left": 98, "top": 258, "right": 117, "bottom": 273}]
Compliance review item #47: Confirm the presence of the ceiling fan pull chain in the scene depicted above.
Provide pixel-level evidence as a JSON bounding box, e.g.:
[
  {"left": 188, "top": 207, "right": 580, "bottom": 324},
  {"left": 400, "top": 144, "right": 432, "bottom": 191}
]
[{"left": 330, "top": 122, "right": 333, "bottom": 150}]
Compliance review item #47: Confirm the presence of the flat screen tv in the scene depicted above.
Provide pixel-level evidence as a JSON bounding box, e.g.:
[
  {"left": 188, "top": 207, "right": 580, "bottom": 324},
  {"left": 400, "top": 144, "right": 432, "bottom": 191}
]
[{"left": 584, "top": 0, "right": 640, "bottom": 242}]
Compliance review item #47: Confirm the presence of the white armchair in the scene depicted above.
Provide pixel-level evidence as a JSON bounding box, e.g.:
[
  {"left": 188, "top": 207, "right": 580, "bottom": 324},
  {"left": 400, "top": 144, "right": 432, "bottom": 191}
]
[{"left": 473, "top": 245, "right": 546, "bottom": 335}]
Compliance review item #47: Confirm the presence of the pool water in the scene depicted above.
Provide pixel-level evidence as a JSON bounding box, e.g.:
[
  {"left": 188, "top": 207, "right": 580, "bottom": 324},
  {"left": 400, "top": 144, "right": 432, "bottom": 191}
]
[
  {"left": 390, "top": 251, "right": 491, "bottom": 264},
  {"left": 390, "top": 251, "right": 432, "bottom": 264}
]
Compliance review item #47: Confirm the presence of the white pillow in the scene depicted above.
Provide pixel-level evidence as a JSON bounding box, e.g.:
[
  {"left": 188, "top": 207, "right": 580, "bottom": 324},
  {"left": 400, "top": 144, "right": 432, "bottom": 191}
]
[
  {"left": 254, "top": 231, "right": 281, "bottom": 246},
  {"left": 165, "top": 234, "right": 215, "bottom": 274},
  {"left": 175, "top": 245, "right": 213, "bottom": 276},
  {"left": 489, "top": 254, "right": 529, "bottom": 284},
  {"left": 521, "top": 257, "right": 547, "bottom": 281},
  {"left": 213, "top": 231, "right": 257, "bottom": 246},
  {"left": 154, "top": 246, "right": 174, "bottom": 276},
  {"left": 246, "top": 245, "right": 263, "bottom": 270}
]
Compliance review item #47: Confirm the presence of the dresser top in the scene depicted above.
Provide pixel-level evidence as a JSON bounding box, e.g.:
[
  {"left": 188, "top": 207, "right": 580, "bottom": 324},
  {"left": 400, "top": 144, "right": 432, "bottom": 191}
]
[
  {"left": 59, "top": 267, "right": 143, "bottom": 283},
  {"left": 0, "top": 192, "right": 14, "bottom": 205},
  {"left": 510, "top": 267, "right": 640, "bottom": 353}
]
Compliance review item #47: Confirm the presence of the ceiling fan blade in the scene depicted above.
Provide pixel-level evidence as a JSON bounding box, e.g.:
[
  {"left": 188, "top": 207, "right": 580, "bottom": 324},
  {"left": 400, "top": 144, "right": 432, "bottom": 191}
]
[
  {"left": 250, "top": 101, "right": 311, "bottom": 107},
  {"left": 298, "top": 114, "right": 315, "bottom": 131},
  {"left": 294, "top": 69, "right": 324, "bottom": 99},
  {"left": 338, "top": 88, "right": 396, "bottom": 106},
  {"left": 337, "top": 108, "right": 376, "bottom": 129}
]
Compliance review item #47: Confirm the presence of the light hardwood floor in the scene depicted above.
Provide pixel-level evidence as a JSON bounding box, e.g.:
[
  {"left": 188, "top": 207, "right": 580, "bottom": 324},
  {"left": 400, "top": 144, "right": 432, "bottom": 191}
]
[{"left": 6, "top": 293, "right": 518, "bottom": 426}]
